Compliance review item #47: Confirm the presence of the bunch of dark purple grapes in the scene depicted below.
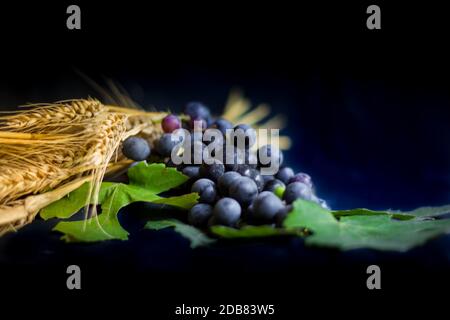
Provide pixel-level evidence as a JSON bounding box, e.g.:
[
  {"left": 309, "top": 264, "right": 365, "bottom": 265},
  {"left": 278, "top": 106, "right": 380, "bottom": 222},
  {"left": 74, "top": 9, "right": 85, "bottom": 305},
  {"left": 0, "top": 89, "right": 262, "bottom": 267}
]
[{"left": 122, "top": 101, "right": 329, "bottom": 229}]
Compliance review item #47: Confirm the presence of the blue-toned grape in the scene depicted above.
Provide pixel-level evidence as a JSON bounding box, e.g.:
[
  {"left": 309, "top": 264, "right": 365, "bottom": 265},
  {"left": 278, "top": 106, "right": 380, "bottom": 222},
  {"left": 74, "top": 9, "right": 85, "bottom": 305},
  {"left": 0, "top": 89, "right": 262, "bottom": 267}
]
[
  {"left": 184, "top": 101, "right": 211, "bottom": 120},
  {"left": 191, "top": 178, "right": 217, "bottom": 204},
  {"left": 275, "top": 167, "right": 295, "bottom": 184},
  {"left": 188, "top": 203, "right": 213, "bottom": 227},
  {"left": 122, "top": 136, "right": 151, "bottom": 161},
  {"left": 157, "top": 133, "right": 182, "bottom": 157},
  {"left": 229, "top": 176, "right": 258, "bottom": 207},
  {"left": 213, "top": 197, "right": 242, "bottom": 226},
  {"left": 252, "top": 192, "right": 285, "bottom": 222},
  {"left": 182, "top": 166, "right": 200, "bottom": 180},
  {"left": 199, "top": 160, "right": 225, "bottom": 182},
  {"left": 238, "top": 166, "right": 264, "bottom": 192},
  {"left": 283, "top": 182, "right": 313, "bottom": 204},
  {"left": 217, "top": 171, "right": 241, "bottom": 196},
  {"left": 255, "top": 190, "right": 274, "bottom": 200}
]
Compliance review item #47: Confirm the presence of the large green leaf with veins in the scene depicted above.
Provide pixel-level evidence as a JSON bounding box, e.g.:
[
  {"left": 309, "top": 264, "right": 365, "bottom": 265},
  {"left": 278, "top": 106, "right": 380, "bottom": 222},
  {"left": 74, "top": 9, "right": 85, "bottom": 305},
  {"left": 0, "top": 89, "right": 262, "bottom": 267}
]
[{"left": 284, "top": 200, "right": 450, "bottom": 252}]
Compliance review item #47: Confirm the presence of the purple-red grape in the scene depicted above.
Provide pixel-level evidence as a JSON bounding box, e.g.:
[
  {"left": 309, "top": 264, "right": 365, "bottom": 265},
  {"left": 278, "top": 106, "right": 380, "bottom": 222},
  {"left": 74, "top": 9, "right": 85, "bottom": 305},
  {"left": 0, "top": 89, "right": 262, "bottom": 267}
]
[
  {"left": 289, "top": 172, "right": 313, "bottom": 188},
  {"left": 162, "top": 114, "right": 181, "bottom": 133}
]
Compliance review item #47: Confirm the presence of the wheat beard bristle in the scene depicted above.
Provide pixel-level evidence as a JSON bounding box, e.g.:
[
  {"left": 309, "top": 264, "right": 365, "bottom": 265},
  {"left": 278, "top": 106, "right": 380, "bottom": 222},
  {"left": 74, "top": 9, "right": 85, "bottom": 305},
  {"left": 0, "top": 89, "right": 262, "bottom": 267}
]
[{"left": 0, "top": 99, "right": 165, "bottom": 235}]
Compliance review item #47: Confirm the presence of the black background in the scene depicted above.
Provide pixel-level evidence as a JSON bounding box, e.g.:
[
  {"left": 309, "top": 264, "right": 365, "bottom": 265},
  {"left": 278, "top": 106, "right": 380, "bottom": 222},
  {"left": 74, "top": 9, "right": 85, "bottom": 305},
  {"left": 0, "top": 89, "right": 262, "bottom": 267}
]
[{"left": 1, "top": 1, "right": 449, "bottom": 318}]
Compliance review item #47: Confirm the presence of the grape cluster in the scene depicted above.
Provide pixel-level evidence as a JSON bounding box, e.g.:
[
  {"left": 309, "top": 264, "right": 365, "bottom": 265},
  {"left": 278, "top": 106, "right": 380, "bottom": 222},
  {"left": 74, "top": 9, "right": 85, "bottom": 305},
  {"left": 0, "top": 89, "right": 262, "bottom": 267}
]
[{"left": 122, "top": 101, "right": 329, "bottom": 229}]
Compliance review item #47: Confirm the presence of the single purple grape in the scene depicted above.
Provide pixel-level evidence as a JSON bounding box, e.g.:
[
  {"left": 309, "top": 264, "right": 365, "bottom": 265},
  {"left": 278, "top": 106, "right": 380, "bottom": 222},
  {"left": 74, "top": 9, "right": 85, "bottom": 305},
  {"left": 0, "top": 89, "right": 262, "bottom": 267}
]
[
  {"left": 289, "top": 173, "right": 313, "bottom": 188},
  {"left": 162, "top": 114, "right": 181, "bottom": 133}
]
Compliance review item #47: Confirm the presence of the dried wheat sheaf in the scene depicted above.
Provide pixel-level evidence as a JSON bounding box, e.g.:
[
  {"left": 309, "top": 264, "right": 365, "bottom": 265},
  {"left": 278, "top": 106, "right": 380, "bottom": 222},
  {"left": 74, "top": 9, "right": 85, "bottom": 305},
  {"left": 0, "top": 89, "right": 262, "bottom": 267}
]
[{"left": 0, "top": 99, "right": 166, "bottom": 235}]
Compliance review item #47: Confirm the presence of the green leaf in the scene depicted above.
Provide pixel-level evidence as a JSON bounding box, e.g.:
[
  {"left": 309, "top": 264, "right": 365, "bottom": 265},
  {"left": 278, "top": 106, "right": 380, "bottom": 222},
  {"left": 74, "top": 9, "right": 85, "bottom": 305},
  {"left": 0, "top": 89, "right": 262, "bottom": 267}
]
[
  {"left": 55, "top": 212, "right": 129, "bottom": 242},
  {"left": 145, "top": 219, "right": 215, "bottom": 248},
  {"left": 284, "top": 200, "right": 450, "bottom": 252},
  {"left": 396, "top": 205, "right": 450, "bottom": 217},
  {"left": 332, "top": 204, "right": 450, "bottom": 220},
  {"left": 332, "top": 208, "right": 415, "bottom": 220},
  {"left": 40, "top": 182, "right": 93, "bottom": 220},
  {"left": 211, "top": 225, "right": 298, "bottom": 238},
  {"left": 145, "top": 220, "right": 176, "bottom": 231},
  {"left": 284, "top": 200, "right": 336, "bottom": 228},
  {"left": 152, "top": 193, "right": 199, "bottom": 209},
  {"left": 127, "top": 162, "right": 188, "bottom": 194},
  {"left": 40, "top": 162, "right": 197, "bottom": 242}
]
